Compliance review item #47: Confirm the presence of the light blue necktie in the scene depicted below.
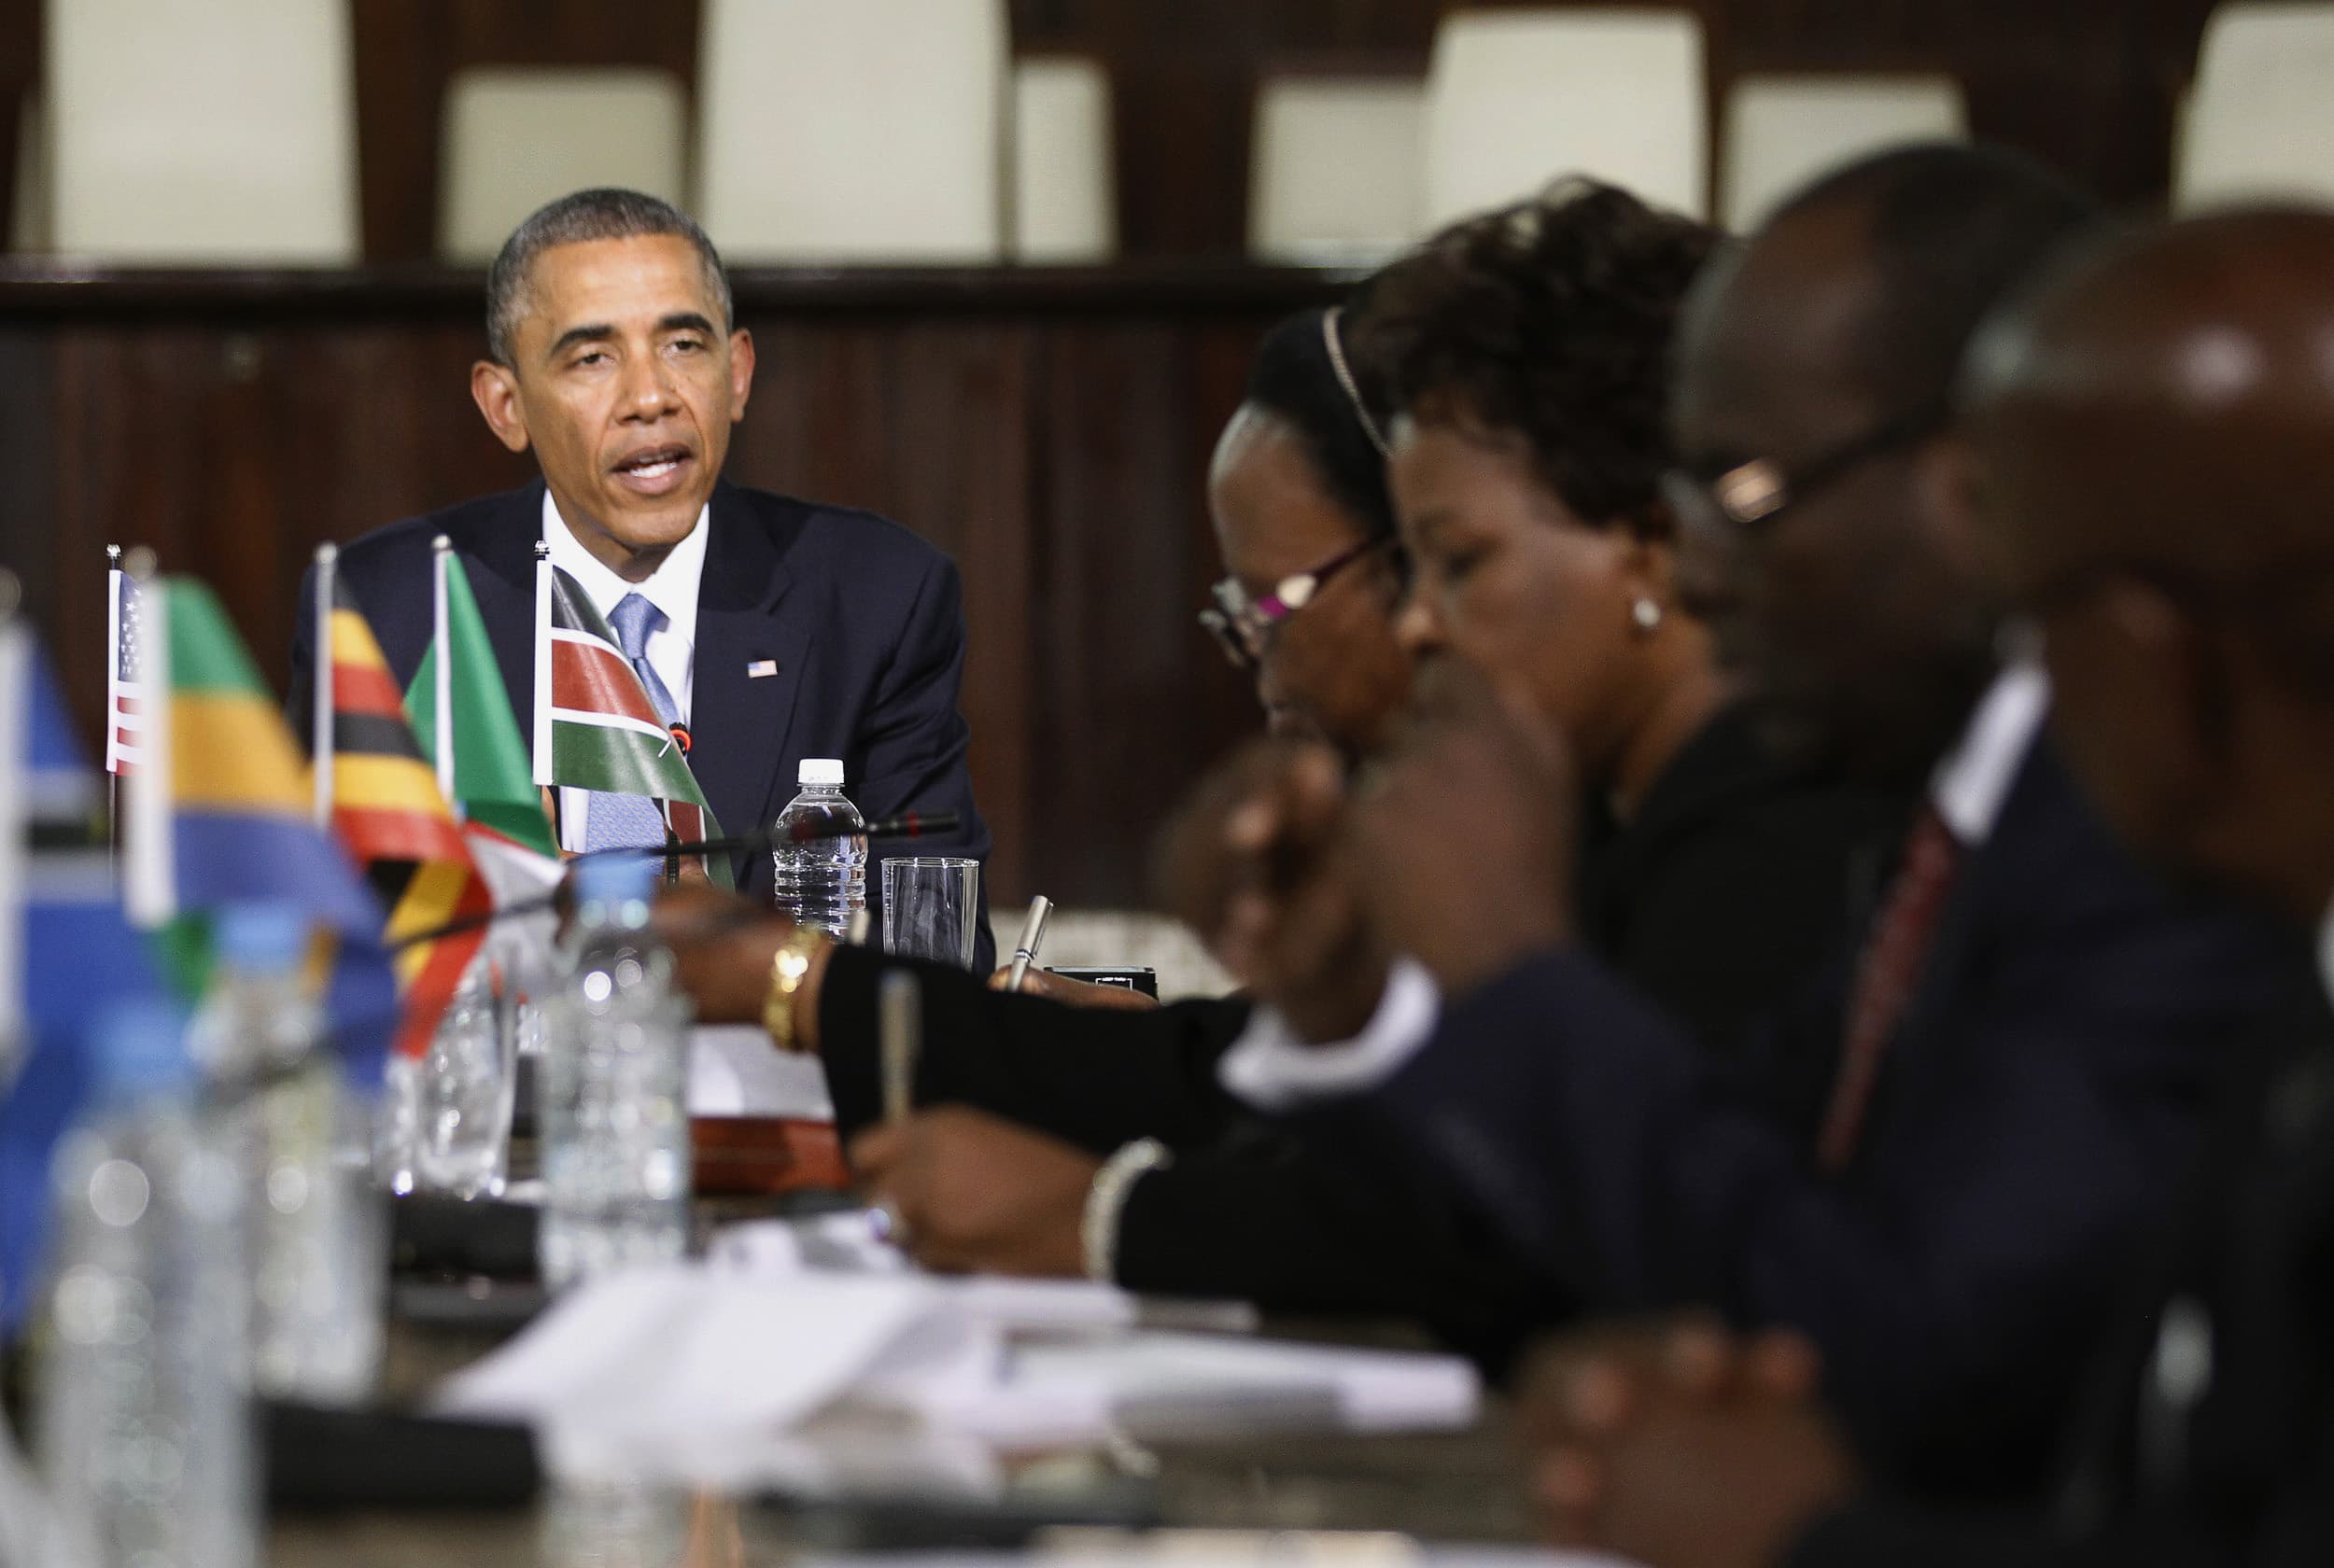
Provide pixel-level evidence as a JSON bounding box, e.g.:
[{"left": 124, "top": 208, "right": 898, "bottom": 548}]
[{"left": 582, "top": 593, "right": 683, "bottom": 851}]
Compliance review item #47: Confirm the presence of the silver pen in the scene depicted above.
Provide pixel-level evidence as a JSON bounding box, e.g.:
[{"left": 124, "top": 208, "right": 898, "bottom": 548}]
[{"left": 1005, "top": 894, "right": 1054, "bottom": 991}]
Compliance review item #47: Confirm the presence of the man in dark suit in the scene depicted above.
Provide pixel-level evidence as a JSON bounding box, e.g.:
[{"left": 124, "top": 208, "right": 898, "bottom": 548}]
[
  {"left": 1515, "top": 206, "right": 2334, "bottom": 1568},
  {"left": 1175, "top": 145, "right": 2289, "bottom": 1504},
  {"left": 287, "top": 189, "right": 991, "bottom": 954}
]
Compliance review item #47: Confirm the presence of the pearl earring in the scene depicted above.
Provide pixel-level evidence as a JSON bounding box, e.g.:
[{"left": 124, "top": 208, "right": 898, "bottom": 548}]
[{"left": 1631, "top": 597, "right": 1664, "bottom": 635}]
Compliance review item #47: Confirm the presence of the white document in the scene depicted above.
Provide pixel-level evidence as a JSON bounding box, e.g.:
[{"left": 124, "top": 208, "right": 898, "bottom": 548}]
[
  {"left": 688, "top": 1023, "right": 837, "bottom": 1117},
  {"left": 434, "top": 1265, "right": 1480, "bottom": 1485},
  {"left": 874, "top": 1331, "right": 1480, "bottom": 1447},
  {"left": 435, "top": 1268, "right": 943, "bottom": 1439}
]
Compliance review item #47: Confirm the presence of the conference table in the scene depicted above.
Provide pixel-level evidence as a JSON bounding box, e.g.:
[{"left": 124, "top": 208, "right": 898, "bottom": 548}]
[{"left": 266, "top": 1181, "right": 1540, "bottom": 1567}]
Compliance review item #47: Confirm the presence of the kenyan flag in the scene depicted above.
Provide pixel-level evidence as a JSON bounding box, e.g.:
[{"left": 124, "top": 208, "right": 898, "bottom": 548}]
[{"left": 531, "top": 563, "right": 717, "bottom": 845}]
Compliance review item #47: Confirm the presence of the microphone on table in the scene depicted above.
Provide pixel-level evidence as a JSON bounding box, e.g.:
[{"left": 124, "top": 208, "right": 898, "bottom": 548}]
[
  {"left": 389, "top": 812, "right": 963, "bottom": 950},
  {"left": 574, "top": 809, "right": 962, "bottom": 865}
]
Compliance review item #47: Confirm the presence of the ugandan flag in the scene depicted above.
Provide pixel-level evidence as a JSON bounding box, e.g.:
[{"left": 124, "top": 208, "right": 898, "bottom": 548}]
[
  {"left": 532, "top": 563, "right": 718, "bottom": 847},
  {"left": 324, "top": 583, "right": 490, "bottom": 1061}
]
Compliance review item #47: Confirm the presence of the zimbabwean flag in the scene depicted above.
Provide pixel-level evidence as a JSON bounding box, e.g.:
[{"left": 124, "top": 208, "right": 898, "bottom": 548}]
[
  {"left": 532, "top": 562, "right": 717, "bottom": 847},
  {"left": 323, "top": 582, "right": 489, "bottom": 1059}
]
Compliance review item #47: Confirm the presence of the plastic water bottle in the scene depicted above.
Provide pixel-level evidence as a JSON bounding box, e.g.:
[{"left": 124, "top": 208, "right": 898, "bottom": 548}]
[
  {"left": 537, "top": 854, "right": 694, "bottom": 1289},
  {"left": 770, "top": 758, "right": 866, "bottom": 937},
  {"left": 37, "top": 1001, "right": 259, "bottom": 1568},
  {"left": 190, "top": 902, "right": 385, "bottom": 1404}
]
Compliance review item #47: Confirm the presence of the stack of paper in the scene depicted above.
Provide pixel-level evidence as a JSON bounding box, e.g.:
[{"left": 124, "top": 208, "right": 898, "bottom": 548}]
[{"left": 433, "top": 1265, "right": 1481, "bottom": 1488}]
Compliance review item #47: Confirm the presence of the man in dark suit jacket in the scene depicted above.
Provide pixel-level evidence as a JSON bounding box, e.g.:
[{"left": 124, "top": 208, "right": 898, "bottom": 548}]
[
  {"left": 1515, "top": 204, "right": 2334, "bottom": 1568},
  {"left": 287, "top": 189, "right": 991, "bottom": 955},
  {"left": 1183, "top": 145, "right": 2288, "bottom": 1505}
]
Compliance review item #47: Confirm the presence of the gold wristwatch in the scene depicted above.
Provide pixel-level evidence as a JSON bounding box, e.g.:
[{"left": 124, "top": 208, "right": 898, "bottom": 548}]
[{"left": 762, "top": 926, "right": 827, "bottom": 1054}]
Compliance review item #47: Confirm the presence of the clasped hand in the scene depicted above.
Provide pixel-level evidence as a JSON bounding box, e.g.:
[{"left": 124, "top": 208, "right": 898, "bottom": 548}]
[
  {"left": 1513, "top": 1315, "right": 1857, "bottom": 1568},
  {"left": 1160, "top": 657, "right": 1581, "bottom": 1025}
]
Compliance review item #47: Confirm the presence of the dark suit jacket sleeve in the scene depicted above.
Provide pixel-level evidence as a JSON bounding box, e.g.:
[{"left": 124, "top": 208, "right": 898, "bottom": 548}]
[
  {"left": 1788, "top": 1502, "right": 2233, "bottom": 1568},
  {"left": 851, "top": 550, "right": 996, "bottom": 970},
  {"left": 816, "top": 944, "right": 1249, "bottom": 1153},
  {"left": 1307, "top": 907, "right": 2270, "bottom": 1489},
  {"left": 1114, "top": 1139, "right": 1574, "bottom": 1375}
]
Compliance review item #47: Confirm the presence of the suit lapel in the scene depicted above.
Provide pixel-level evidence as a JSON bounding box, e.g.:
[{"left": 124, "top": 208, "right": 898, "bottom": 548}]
[{"left": 687, "top": 483, "right": 810, "bottom": 880}]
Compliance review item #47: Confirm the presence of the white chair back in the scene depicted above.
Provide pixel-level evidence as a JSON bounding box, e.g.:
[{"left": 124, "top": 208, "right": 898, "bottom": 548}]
[
  {"left": 439, "top": 68, "right": 690, "bottom": 263},
  {"left": 1012, "top": 56, "right": 1115, "bottom": 262},
  {"left": 1722, "top": 74, "right": 1967, "bottom": 231},
  {"left": 698, "top": 0, "right": 1008, "bottom": 262},
  {"left": 2177, "top": 4, "right": 2334, "bottom": 209},
  {"left": 1250, "top": 75, "right": 1427, "bottom": 262},
  {"left": 9, "top": 91, "right": 48, "bottom": 252},
  {"left": 47, "top": 0, "right": 359, "bottom": 261},
  {"left": 1423, "top": 7, "right": 1708, "bottom": 226}
]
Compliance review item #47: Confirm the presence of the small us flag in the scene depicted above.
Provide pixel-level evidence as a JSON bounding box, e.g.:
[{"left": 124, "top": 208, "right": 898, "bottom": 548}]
[{"left": 105, "top": 562, "right": 144, "bottom": 775}]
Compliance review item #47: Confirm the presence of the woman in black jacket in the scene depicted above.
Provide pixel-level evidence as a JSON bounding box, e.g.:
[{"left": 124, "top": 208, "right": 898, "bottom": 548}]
[{"left": 673, "top": 185, "right": 1900, "bottom": 1364}]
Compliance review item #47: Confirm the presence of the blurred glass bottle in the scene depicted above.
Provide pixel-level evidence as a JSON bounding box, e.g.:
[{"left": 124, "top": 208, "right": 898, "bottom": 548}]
[
  {"left": 537, "top": 853, "right": 694, "bottom": 1288},
  {"left": 190, "top": 901, "right": 384, "bottom": 1403},
  {"left": 37, "top": 1000, "right": 259, "bottom": 1568}
]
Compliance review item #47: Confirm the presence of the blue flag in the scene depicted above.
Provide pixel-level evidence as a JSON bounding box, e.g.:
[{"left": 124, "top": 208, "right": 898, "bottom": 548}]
[{"left": 1, "top": 625, "right": 162, "bottom": 1333}]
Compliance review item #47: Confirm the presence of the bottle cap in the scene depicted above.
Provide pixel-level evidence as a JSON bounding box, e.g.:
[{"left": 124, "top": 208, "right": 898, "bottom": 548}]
[
  {"left": 213, "top": 902, "right": 309, "bottom": 973},
  {"left": 572, "top": 851, "right": 659, "bottom": 908},
  {"left": 797, "top": 758, "right": 844, "bottom": 787},
  {"left": 89, "top": 999, "right": 197, "bottom": 1101}
]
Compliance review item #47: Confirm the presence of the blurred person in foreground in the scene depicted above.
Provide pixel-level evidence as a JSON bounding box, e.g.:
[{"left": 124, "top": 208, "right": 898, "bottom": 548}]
[
  {"left": 285, "top": 188, "right": 991, "bottom": 946},
  {"left": 1158, "top": 143, "right": 2293, "bottom": 1503},
  {"left": 666, "top": 186, "right": 1891, "bottom": 1358},
  {"left": 1516, "top": 203, "right": 2334, "bottom": 1568}
]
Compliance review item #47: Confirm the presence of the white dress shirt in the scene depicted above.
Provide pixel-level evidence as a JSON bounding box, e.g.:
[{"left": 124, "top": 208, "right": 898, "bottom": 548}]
[
  {"left": 1216, "top": 661, "right": 2058, "bottom": 1112},
  {"left": 542, "top": 491, "right": 710, "bottom": 851}
]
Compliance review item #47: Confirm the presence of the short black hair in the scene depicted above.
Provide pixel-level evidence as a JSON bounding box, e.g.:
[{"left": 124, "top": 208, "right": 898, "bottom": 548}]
[
  {"left": 1241, "top": 307, "right": 1400, "bottom": 543},
  {"left": 485, "top": 188, "right": 732, "bottom": 366},
  {"left": 1362, "top": 178, "right": 1720, "bottom": 533},
  {"left": 1775, "top": 143, "right": 2105, "bottom": 417}
]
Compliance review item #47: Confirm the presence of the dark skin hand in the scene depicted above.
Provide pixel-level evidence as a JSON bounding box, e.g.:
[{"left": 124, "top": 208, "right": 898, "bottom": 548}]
[
  {"left": 988, "top": 966, "right": 1161, "bottom": 1011},
  {"left": 1345, "top": 658, "right": 1577, "bottom": 996},
  {"left": 1154, "top": 736, "right": 1392, "bottom": 1042},
  {"left": 1515, "top": 1315, "right": 1853, "bottom": 1568},
  {"left": 849, "top": 1107, "right": 1099, "bottom": 1277},
  {"left": 649, "top": 882, "right": 833, "bottom": 1050}
]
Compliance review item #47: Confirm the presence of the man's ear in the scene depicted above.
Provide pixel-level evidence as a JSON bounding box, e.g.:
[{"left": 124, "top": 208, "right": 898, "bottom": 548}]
[
  {"left": 471, "top": 360, "right": 532, "bottom": 455},
  {"left": 728, "top": 328, "right": 756, "bottom": 422}
]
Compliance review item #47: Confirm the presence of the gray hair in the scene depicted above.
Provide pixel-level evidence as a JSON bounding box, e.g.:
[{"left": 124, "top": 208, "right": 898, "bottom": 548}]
[{"left": 485, "top": 188, "right": 734, "bottom": 366}]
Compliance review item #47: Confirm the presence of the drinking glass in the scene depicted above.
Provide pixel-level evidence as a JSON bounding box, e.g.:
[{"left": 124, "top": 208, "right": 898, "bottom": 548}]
[
  {"left": 881, "top": 857, "right": 982, "bottom": 969},
  {"left": 409, "top": 961, "right": 516, "bottom": 1198}
]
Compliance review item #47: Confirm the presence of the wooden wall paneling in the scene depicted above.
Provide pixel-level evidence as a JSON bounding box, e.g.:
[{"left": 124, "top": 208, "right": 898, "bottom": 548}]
[
  {"left": 879, "top": 325, "right": 1035, "bottom": 904},
  {"left": 0, "top": 0, "right": 35, "bottom": 244},
  {"left": 1032, "top": 316, "right": 1261, "bottom": 906},
  {"left": 0, "top": 324, "right": 62, "bottom": 700}
]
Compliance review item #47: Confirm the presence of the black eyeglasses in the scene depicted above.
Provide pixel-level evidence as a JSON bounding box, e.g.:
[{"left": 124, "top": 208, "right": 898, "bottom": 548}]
[
  {"left": 1199, "top": 536, "right": 1398, "bottom": 671},
  {"left": 1662, "top": 403, "right": 1949, "bottom": 538}
]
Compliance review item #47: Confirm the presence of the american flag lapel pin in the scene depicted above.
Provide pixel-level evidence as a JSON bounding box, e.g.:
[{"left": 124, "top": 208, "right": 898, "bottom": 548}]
[{"left": 747, "top": 659, "right": 780, "bottom": 679}]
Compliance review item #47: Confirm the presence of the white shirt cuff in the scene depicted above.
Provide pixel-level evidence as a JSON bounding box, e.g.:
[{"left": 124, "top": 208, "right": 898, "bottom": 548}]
[{"left": 1216, "top": 958, "right": 1442, "bottom": 1113}]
